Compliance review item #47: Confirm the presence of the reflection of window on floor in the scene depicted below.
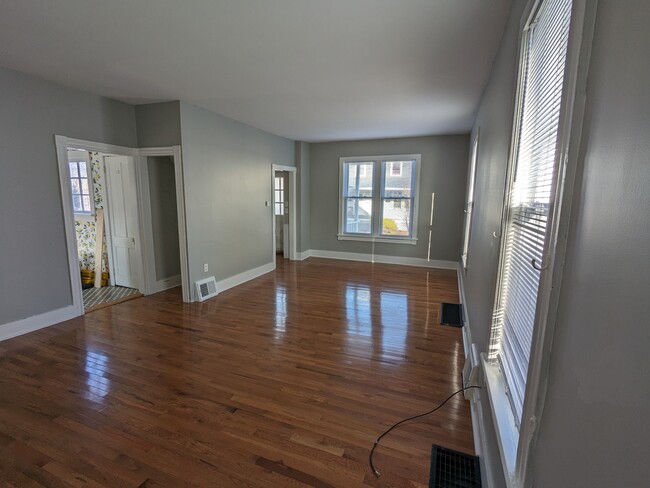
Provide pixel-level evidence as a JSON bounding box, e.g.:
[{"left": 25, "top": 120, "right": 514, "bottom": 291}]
[
  {"left": 275, "top": 284, "right": 287, "bottom": 333},
  {"left": 380, "top": 290, "right": 408, "bottom": 354},
  {"left": 84, "top": 351, "right": 110, "bottom": 397},
  {"left": 345, "top": 285, "right": 372, "bottom": 337}
]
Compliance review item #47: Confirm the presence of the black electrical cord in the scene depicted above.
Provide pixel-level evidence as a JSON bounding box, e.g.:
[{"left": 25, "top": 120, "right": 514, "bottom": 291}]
[{"left": 369, "top": 385, "right": 481, "bottom": 478}]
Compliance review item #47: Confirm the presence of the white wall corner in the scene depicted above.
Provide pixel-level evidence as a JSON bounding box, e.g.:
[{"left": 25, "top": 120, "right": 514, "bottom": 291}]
[{"left": 0, "top": 305, "right": 80, "bottom": 342}]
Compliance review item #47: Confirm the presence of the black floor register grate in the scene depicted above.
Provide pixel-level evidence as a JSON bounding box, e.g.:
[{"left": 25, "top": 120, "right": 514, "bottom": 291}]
[
  {"left": 440, "top": 303, "right": 463, "bottom": 327},
  {"left": 429, "top": 445, "right": 481, "bottom": 488}
]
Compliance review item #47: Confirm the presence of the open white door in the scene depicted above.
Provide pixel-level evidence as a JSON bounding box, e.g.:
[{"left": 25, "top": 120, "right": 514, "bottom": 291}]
[{"left": 104, "top": 156, "right": 140, "bottom": 288}]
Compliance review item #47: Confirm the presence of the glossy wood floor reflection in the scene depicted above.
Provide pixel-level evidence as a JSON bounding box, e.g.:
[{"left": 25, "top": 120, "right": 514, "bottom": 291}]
[{"left": 0, "top": 258, "right": 473, "bottom": 487}]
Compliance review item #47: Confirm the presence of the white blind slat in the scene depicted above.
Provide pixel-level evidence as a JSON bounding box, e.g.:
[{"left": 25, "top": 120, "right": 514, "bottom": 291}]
[{"left": 490, "top": 0, "right": 573, "bottom": 427}]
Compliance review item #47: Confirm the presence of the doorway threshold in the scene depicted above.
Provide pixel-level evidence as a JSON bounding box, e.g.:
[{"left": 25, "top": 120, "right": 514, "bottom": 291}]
[{"left": 83, "top": 286, "right": 142, "bottom": 313}]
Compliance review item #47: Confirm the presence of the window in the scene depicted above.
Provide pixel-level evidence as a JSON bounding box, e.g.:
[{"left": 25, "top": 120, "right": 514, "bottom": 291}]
[
  {"left": 389, "top": 161, "right": 402, "bottom": 177},
  {"left": 461, "top": 133, "right": 479, "bottom": 270},
  {"left": 488, "top": 0, "right": 573, "bottom": 436},
  {"left": 274, "top": 176, "right": 284, "bottom": 215},
  {"left": 339, "top": 155, "right": 420, "bottom": 243},
  {"left": 68, "top": 150, "right": 93, "bottom": 215}
]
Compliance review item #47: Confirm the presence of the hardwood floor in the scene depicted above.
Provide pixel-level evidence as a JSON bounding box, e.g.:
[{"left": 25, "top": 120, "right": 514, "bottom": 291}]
[{"left": 0, "top": 258, "right": 473, "bottom": 487}]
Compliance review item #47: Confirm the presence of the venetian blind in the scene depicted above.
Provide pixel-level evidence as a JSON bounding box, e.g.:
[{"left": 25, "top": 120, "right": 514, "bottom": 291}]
[{"left": 489, "top": 0, "right": 573, "bottom": 426}]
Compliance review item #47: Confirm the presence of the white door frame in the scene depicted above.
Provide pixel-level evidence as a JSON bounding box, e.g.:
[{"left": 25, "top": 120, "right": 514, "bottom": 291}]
[
  {"left": 271, "top": 164, "right": 297, "bottom": 264},
  {"left": 136, "top": 146, "right": 190, "bottom": 302},
  {"left": 55, "top": 135, "right": 140, "bottom": 316}
]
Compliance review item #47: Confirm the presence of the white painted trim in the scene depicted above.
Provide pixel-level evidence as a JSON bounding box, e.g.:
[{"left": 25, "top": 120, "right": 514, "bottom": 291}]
[
  {"left": 0, "top": 305, "right": 77, "bottom": 342},
  {"left": 56, "top": 136, "right": 140, "bottom": 318},
  {"left": 336, "top": 234, "right": 417, "bottom": 245},
  {"left": 338, "top": 154, "right": 421, "bottom": 241},
  {"left": 296, "top": 250, "right": 312, "bottom": 261},
  {"left": 271, "top": 165, "right": 297, "bottom": 262},
  {"left": 458, "top": 266, "right": 500, "bottom": 488},
  {"left": 136, "top": 146, "right": 191, "bottom": 302},
  {"left": 56, "top": 136, "right": 139, "bottom": 157},
  {"left": 215, "top": 261, "right": 275, "bottom": 294},
  {"left": 307, "top": 249, "right": 458, "bottom": 270},
  {"left": 150, "top": 275, "right": 182, "bottom": 294},
  {"left": 56, "top": 139, "right": 85, "bottom": 318}
]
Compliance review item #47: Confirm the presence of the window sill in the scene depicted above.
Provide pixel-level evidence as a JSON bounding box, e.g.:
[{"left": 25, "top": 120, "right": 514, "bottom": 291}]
[
  {"left": 337, "top": 234, "right": 417, "bottom": 245},
  {"left": 481, "top": 353, "right": 521, "bottom": 488}
]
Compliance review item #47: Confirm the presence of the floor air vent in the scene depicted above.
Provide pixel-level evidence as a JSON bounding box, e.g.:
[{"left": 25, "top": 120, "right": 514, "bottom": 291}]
[
  {"left": 429, "top": 445, "right": 481, "bottom": 488},
  {"left": 195, "top": 277, "right": 218, "bottom": 302},
  {"left": 440, "top": 303, "right": 463, "bottom": 327}
]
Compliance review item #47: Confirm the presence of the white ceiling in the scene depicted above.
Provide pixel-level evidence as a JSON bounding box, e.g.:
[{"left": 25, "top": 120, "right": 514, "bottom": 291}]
[{"left": 0, "top": 0, "right": 511, "bottom": 142}]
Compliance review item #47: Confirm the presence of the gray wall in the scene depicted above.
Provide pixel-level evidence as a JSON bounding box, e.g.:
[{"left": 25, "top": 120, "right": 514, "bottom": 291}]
[
  {"left": 531, "top": 0, "right": 650, "bottom": 485},
  {"left": 464, "top": 0, "right": 650, "bottom": 486},
  {"left": 309, "top": 136, "right": 469, "bottom": 261},
  {"left": 0, "top": 66, "right": 137, "bottom": 326},
  {"left": 135, "top": 101, "right": 182, "bottom": 147},
  {"left": 147, "top": 156, "right": 181, "bottom": 280},
  {"left": 179, "top": 102, "right": 294, "bottom": 297},
  {"left": 295, "top": 141, "right": 311, "bottom": 252}
]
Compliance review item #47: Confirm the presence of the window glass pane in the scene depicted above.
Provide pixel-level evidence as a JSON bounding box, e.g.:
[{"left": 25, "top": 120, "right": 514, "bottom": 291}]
[
  {"left": 381, "top": 200, "right": 411, "bottom": 236},
  {"left": 72, "top": 195, "right": 82, "bottom": 212},
  {"left": 79, "top": 161, "right": 87, "bottom": 178},
  {"left": 383, "top": 161, "right": 413, "bottom": 197},
  {"left": 345, "top": 162, "right": 373, "bottom": 197},
  {"left": 82, "top": 196, "right": 91, "bottom": 212},
  {"left": 69, "top": 162, "right": 78, "bottom": 177},
  {"left": 71, "top": 179, "right": 81, "bottom": 194},
  {"left": 81, "top": 179, "right": 90, "bottom": 195},
  {"left": 345, "top": 198, "right": 372, "bottom": 234}
]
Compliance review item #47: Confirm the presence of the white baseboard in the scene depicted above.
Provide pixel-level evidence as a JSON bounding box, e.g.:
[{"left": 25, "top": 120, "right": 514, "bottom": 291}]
[
  {"left": 457, "top": 267, "right": 498, "bottom": 488},
  {"left": 0, "top": 304, "right": 79, "bottom": 342},
  {"left": 296, "top": 250, "right": 311, "bottom": 261},
  {"left": 307, "top": 249, "right": 459, "bottom": 270},
  {"left": 148, "top": 274, "right": 181, "bottom": 295},
  {"left": 215, "top": 261, "right": 275, "bottom": 295}
]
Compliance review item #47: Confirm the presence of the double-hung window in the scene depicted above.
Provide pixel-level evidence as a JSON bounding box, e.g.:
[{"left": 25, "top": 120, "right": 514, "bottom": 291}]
[
  {"left": 68, "top": 149, "right": 94, "bottom": 215},
  {"left": 339, "top": 155, "right": 420, "bottom": 244},
  {"left": 487, "top": 0, "right": 574, "bottom": 467}
]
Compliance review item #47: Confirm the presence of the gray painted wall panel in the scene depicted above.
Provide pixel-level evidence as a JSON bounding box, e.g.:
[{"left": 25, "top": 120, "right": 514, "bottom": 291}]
[
  {"left": 178, "top": 102, "right": 294, "bottom": 297},
  {"left": 0, "top": 66, "right": 137, "bottom": 326},
  {"left": 147, "top": 156, "right": 181, "bottom": 280},
  {"left": 309, "top": 136, "right": 469, "bottom": 261},
  {"left": 135, "top": 101, "right": 182, "bottom": 147}
]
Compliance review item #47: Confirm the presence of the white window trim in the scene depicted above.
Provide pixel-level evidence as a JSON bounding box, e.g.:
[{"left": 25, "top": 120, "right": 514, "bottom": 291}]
[
  {"left": 481, "top": 1, "right": 597, "bottom": 487},
  {"left": 337, "top": 154, "right": 421, "bottom": 245}
]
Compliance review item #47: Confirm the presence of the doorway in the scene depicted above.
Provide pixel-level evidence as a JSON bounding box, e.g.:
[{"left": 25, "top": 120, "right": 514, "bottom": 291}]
[
  {"left": 271, "top": 164, "right": 297, "bottom": 264},
  {"left": 274, "top": 170, "right": 288, "bottom": 257},
  {"left": 139, "top": 153, "right": 183, "bottom": 295},
  {"left": 64, "top": 147, "right": 143, "bottom": 312}
]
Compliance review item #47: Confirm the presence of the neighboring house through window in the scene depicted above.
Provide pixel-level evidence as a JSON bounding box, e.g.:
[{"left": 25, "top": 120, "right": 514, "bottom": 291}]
[{"left": 339, "top": 154, "right": 420, "bottom": 244}]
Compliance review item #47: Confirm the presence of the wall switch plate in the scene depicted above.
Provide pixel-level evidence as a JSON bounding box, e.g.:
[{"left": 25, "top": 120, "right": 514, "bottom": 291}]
[
  {"left": 203, "top": 263, "right": 209, "bottom": 272},
  {"left": 265, "top": 201, "right": 271, "bottom": 206}
]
